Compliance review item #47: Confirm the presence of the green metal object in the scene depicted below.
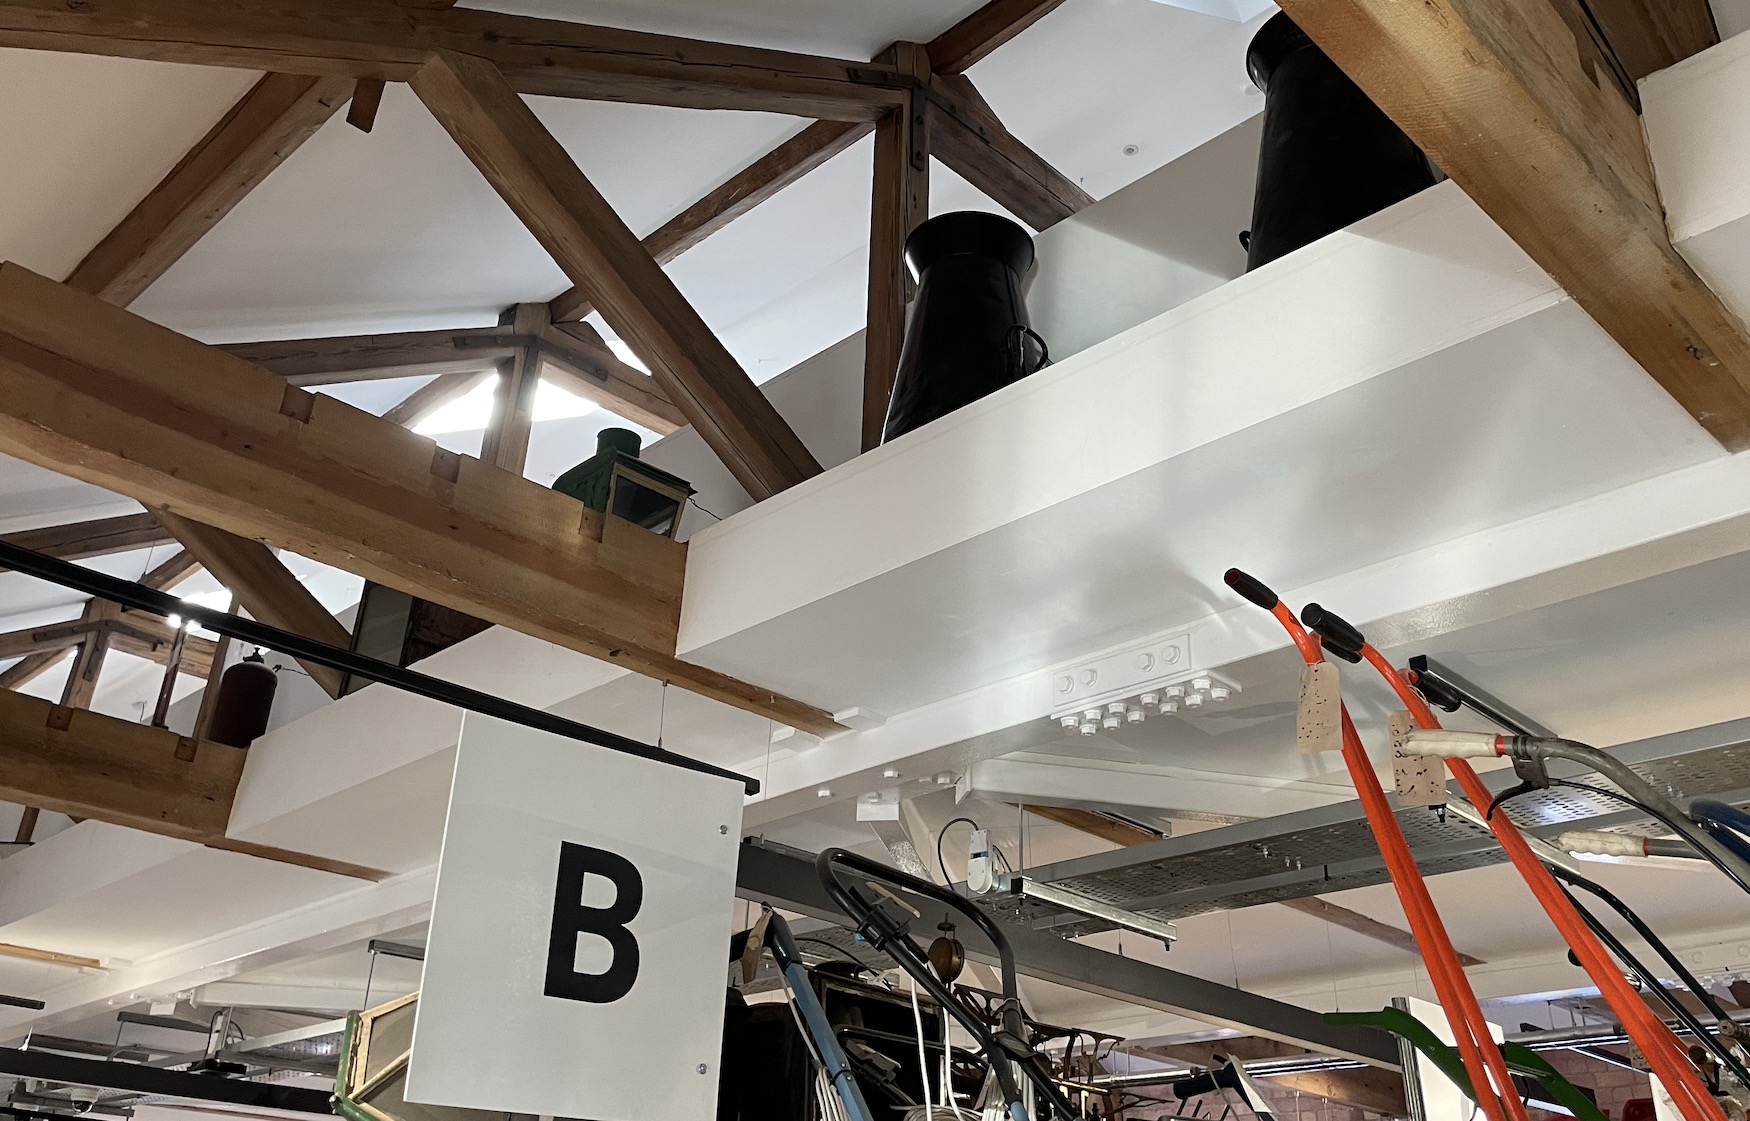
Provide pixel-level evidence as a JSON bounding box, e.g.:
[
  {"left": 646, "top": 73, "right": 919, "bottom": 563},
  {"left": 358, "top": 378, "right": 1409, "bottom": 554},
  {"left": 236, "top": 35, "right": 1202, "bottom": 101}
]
[
  {"left": 1327, "top": 1008, "right": 1608, "bottom": 1121},
  {"left": 552, "top": 428, "right": 695, "bottom": 540}
]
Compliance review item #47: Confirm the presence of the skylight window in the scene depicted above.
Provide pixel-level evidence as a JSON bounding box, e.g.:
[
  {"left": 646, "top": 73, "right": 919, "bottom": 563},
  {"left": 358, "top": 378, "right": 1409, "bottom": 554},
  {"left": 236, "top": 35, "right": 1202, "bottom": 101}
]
[{"left": 413, "top": 375, "right": 599, "bottom": 436}]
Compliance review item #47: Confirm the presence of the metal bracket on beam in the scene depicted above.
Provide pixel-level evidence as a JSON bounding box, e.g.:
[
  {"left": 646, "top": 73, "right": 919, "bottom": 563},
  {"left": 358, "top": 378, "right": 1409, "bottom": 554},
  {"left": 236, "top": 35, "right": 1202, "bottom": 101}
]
[
  {"left": 367, "top": 939, "right": 427, "bottom": 962},
  {"left": 1409, "top": 655, "right": 1555, "bottom": 739}
]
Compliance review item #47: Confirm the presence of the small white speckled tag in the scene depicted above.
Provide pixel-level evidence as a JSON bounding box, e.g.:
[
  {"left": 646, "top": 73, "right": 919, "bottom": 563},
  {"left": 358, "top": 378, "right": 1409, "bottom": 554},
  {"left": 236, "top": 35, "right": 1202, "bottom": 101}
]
[
  {"left": 1390, "top": 709, "right": 1446, "bottom": 805},
  {"left": 1296, "top": 662, "right": 1342, "bottom": 754}
]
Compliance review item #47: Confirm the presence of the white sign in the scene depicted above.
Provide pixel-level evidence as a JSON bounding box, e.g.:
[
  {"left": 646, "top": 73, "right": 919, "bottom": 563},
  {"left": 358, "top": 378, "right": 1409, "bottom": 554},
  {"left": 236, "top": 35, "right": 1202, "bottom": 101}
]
[{"left": 405, "top": 714, "right": 745, "bottom": 1121}]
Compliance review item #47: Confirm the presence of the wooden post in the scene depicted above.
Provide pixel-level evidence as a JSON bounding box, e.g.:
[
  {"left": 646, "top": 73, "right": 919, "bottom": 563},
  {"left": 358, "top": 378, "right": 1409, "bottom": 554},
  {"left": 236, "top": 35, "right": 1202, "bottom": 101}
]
[
  {"left": 479, "top": 303, "right": 549, "bottom": 474},
  {"left": 862, "top": 45, "right": 931, "bottom": 453},
  {"left": 58, "top": 600, "right": 118, "bottom": 711}
]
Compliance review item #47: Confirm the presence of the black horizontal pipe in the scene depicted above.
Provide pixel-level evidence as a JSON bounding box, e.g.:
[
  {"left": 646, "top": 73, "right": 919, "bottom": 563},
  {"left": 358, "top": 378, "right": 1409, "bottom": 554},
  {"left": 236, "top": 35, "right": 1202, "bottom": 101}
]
[
  {"left": 0, "top": 540, "right": 758, "bottom": 795},
  {"left": 0, "top": 1046, "right": 332, "bottom": 1113}
]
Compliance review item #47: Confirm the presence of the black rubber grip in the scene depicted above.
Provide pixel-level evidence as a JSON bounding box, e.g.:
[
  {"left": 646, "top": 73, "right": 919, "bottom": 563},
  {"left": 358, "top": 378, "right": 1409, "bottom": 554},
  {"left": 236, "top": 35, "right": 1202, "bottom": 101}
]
[
  {"left": 1302, "top": 603, "right": 1366, "bottom": 654},
  {"left": 1224, "top": 568, "right": 1278, "bottom": 610},
  {"left": 1321, "top": 640, "right": 1362, "bottom": 664},
  {"left": 1409, "top": 669, "right": 1464, "bottom": 713}
]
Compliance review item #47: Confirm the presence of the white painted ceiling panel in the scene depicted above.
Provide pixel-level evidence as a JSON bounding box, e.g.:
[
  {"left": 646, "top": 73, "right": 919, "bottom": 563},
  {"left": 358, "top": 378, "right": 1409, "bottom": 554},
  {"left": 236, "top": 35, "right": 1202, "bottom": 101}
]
[{"left": 0, "top": 50, "right": 259, "bottom": 281}]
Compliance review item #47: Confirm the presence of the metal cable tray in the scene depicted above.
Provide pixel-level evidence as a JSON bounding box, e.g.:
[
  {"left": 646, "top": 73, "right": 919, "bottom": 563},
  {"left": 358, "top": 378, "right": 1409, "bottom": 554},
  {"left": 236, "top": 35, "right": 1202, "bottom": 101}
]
[{"left": 985, "top": 713, "right": 1750, "bottom": 934}]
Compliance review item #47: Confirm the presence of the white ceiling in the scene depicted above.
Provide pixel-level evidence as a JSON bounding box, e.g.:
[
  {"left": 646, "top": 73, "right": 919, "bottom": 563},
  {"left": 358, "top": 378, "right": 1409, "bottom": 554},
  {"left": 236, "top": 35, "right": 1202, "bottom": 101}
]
[{"left": 5, "top": 0, "right": 1750, "bottom": 1051}]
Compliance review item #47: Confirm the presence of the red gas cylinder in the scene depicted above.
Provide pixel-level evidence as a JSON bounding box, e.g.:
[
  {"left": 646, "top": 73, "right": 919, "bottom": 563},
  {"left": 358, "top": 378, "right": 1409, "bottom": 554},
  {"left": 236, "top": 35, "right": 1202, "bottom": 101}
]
[{"left": 207, "top": 651, "right": 278, "bottom": 748}]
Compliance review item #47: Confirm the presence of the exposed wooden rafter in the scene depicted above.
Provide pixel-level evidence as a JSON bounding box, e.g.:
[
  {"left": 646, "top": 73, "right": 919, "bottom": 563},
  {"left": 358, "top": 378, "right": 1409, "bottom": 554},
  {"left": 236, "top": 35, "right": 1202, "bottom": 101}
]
[
  {"left": 58, "top": 64, "right": 360, "bottom": 678},
  {"left": 222, "top": 319, "right": 685, "bottom": 433},
  {"left": 540, "top": 320, "right": 686, "bottom": 434},
  {"left": 925, "top": 0, "right": 1073, "bottom": 75},
  {"left": 1586, "top": 0, "right": 1717, "bottom": 82},
  {"left": 0, "top": 262, "right": 843, "bottom": 736},
  {"left": 1280, "top": 896, "right": 1485, "bottom": 966},
  {"left": 221, "top": 325, "right": 514, "bottom": 384},
  {"left": 108, "top": 612, "right": 218, "bottom": 680},
  {"left": 0, "top": 687, "right": 387, "bottom": 878},
  {"left": 0, "top": 513, "right": 176, "bottom": 573},
  {"left": 346, "top": 78, "right": 387, "bottom": 132},
  {"left": 156, "top": 513, "right": 350, "bottom": 697},
  {"left": 0, "top": 550, "right": 198, "bottom": 694},
  {"left": 55, "top": 600, "right": 117, "bottom": 712},
  {"left": 926, "top": 73, "right": 1092, "bottom": 232},
  {"left": 547, "top": 120, "right": 873, "bottom": 323},
  {"left": 64, "top": 72, "right": 352, "bottom": 306},
  {"left": 412, "top": 49, "right": 823, "bottom": 500},
  {"left": 1277, "top": 0, "right": 1750, "bottom": 450},
  {"left": 0, "top": 613, "right": 217, "bottom": 681},
  {"left": 381, "top": 368, "right": 493, "bottom": 429},
  {"left": 0, "top": 0, "right": 911, "bottom": 121}
]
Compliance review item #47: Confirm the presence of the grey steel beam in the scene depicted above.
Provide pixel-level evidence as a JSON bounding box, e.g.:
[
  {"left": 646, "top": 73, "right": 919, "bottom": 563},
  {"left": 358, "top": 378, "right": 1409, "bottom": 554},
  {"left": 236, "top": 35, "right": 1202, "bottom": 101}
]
[
  {"left": 0, "top": 1047, "right": 334, "bottom": 1112},
  {"left": 734, "top": 839, "right": 1400, "bottom": 1069}
]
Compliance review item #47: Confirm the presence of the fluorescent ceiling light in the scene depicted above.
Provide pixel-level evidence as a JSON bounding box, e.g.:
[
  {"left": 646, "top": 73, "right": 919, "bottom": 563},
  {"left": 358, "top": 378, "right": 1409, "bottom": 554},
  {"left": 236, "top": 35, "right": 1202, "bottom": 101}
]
[{"left": 413, "top": 375, "right": 599, "bottom": 436}]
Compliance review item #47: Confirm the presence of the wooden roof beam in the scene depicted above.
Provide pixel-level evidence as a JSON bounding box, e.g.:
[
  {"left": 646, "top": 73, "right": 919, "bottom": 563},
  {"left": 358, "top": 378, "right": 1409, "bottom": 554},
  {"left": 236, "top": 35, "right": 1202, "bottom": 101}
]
[
  {"left": 65, "top": 72, "right": 352, "bottom": 307},
  {"left": 223, "top": 321, "right": 686, "bottom": 432},
  {"left": 0, "top": 551, "right": 198, "bottom": 693},
  {"left": 381, "top": 368, "right": 492, "bottom": 428},
  {"left": 925, "top": 73, "right": 1092, "bottom": 232},
  {"left": 0, "top": 0, "right": 909, "bottom": 121},
  {"left": 60, "top": 66, "right": 360, "bottom": 688},
  {"left": 0, "top": 513, "right": 176, "bottom": 573},
  {"left": 0, "top": 262, "right": 842, "bottom": 736},
  {"left": 108, "top": 614, "right": 217, "bottom": 680},
  {"left": 0, "top": 687, "right": 386, "bottom": 878},
  {"left": 544, "top": 0, "right": 1076, "bottom": 326},
  {"left": 539, "top": 321, "right": 687, "bottom": 435},
  {"left": 1586, "top": 0, "right": 1717, "bottom": 83},
  {"left": 1278, "top": 0, "right": 1750, "bottom": 450},
  {"left": 547, "top": 120, "right": 873, "bottom": 324},
  {"left": 925, "top": 0, "right": 1073, "bottom": 75},
  {"left": 156, "top": 513, "right": 349, "bottom": 697},
  {"left": 221, "top": 325, "right": 514, "bottom": 385},
  {"left": 412, "top": 49, "right": 823, "bottom": 500}
]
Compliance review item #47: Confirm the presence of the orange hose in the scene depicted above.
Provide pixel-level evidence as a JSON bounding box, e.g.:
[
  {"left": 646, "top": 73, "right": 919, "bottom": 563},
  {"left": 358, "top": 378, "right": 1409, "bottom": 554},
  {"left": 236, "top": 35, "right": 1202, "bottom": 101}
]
[
  {"left": 1360, "top": 648, "right": 1724, "bottom": 1121},
  {"left": 1266, "top": 604, "right": 1519, "bottom": 1121}
]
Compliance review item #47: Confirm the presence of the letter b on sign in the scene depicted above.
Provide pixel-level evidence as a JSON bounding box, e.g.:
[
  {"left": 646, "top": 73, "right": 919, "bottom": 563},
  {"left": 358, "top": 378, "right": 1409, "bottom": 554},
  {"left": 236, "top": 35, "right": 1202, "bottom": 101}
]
[{"left": 544, "top": 841, "right": 642, "bottom": 1003}]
